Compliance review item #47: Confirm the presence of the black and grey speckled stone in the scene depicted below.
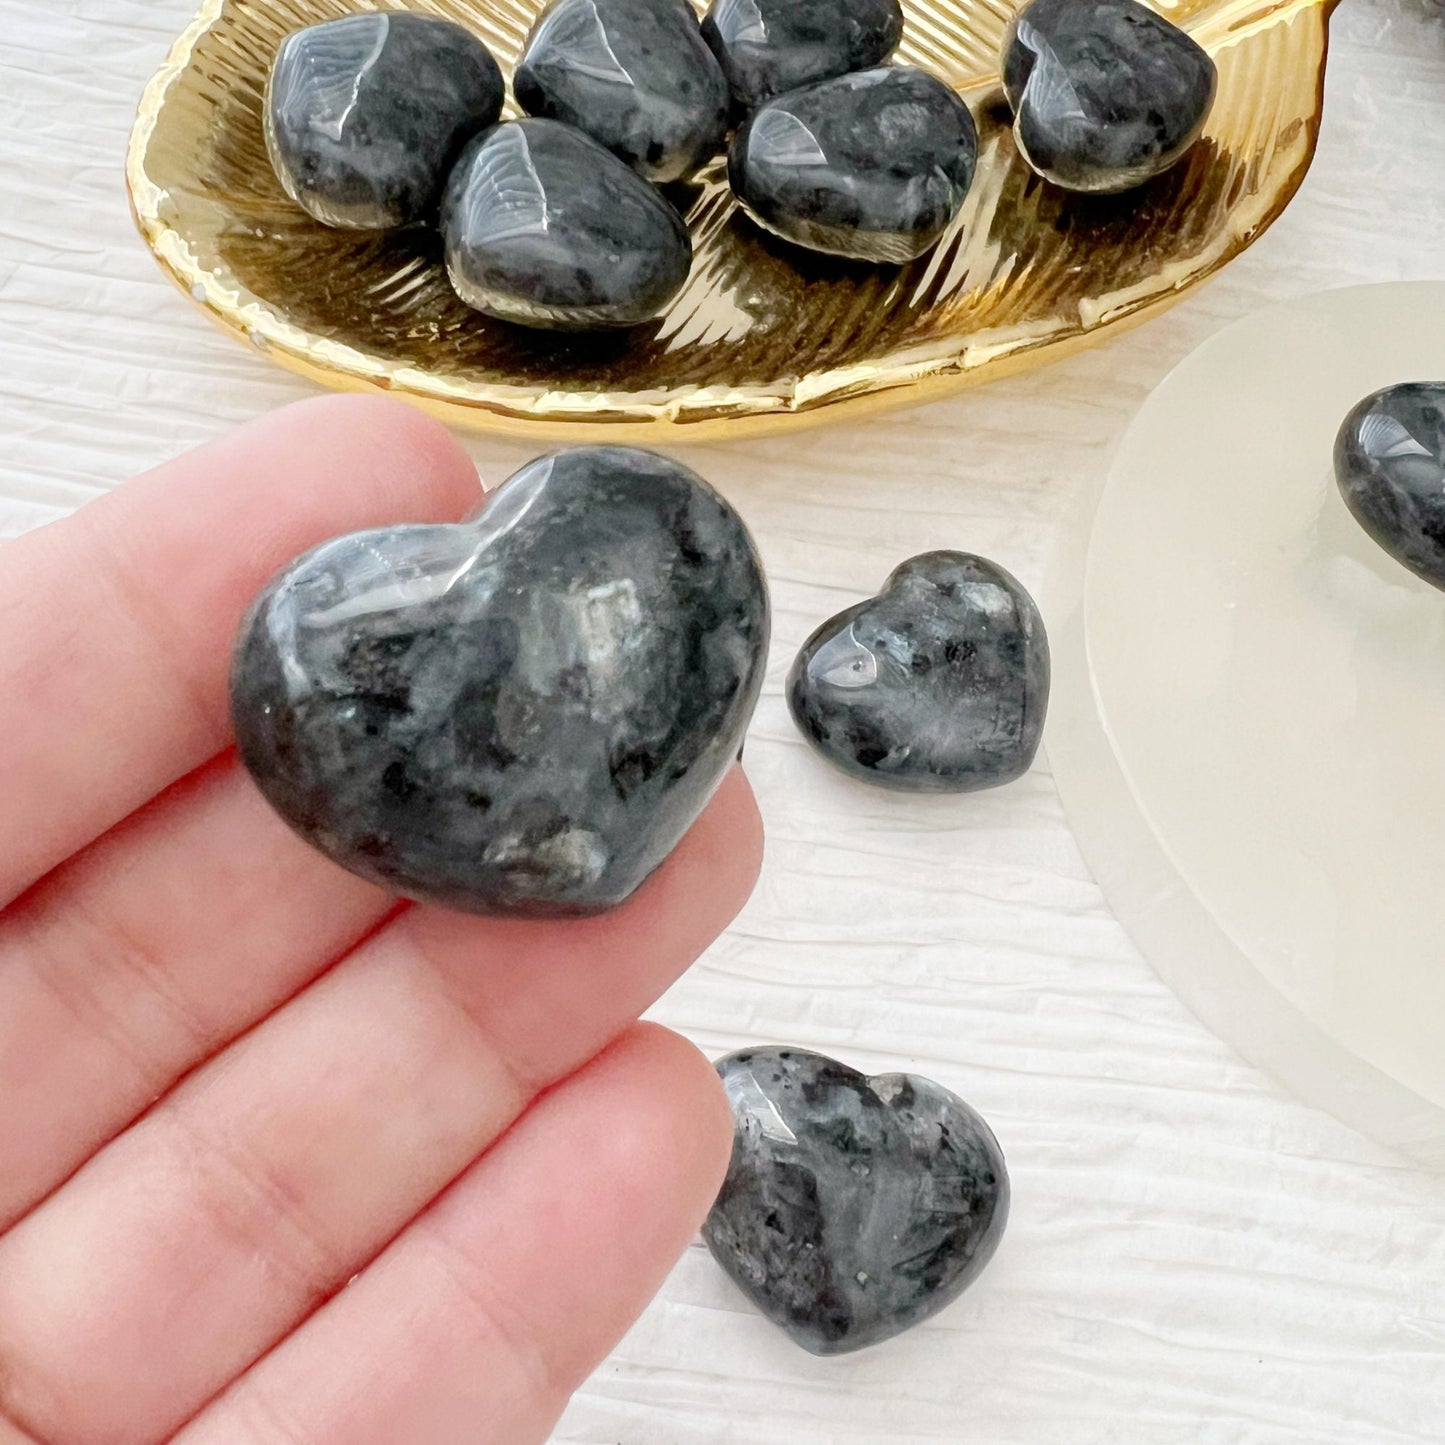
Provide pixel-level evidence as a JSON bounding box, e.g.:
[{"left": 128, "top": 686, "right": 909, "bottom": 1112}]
[
  {"left": 265, "top": 14, "right": 503, "bottom": 230},
  {"left": 701, "top": 0, "right": 903, "bottom": 111},
  {"left": 787, "top": 551, "right": 1049, "bottom": 792},
  {"left": 727, "top": 68, "right": 977, "bottom": 264},
  {"left": 231, "top": 447, "right": 768, "bottom": 917},
  {"left": 703, "top": 1047, "right": 1008, "bottom": 1356},
  {"left": 441, "top": 119, "right": 694, "bottom": 329},
  {"left": 1335, "top": 381, "right": 1445, "bottom": 592},
  {"left": 515, "top": 0, "right": 730, "bottom": 184},
  {"left": 1002, "top": 0, "right": 1216, "bottom": 193}
]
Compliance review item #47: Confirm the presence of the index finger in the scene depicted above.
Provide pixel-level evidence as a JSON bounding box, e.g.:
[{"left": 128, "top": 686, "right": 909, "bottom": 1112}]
[{"left": 0, "top": 396, "right": 480, "bottom": 908}]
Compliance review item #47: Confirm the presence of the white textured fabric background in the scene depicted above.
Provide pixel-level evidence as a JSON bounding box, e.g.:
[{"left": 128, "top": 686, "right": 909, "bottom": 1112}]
[{"left": 2, "top": 3, "right": 1445, "bottom": 1441}]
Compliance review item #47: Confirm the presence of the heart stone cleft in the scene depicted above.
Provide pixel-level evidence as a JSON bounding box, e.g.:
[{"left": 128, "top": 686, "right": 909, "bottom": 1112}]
[
  {"left": 704, "top": 1046, "right": 1009, "bottom": 1354},
  {"left": 230, "top": 446, "right": 769, "bottom": 917}
]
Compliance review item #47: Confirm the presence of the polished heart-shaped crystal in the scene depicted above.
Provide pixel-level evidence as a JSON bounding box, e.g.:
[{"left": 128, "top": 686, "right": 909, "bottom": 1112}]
[
  {"left": 701, "top": 0, "right": 903, "bottom": 112},
  {"left": 787, "top": 551, "right": 1049, "bottom": 792},
  {"left": 265, "top": 14, "right": 503, "bottom": 229},
  {"left": 231, "top": 447, "right": 768, "bottom": 917},
  {"left": 515, "top": 0, "right": 730, "bottom": 183},
  {"left": 727, "top": 67, "right": 977, "bottom": 263},
  {"left": 1335, "top": 381, "right": 1445, "bottom": 592},
  {"left": 704, "top": 1047, "right": 1009, "bottom": 1355},
  {"left": 1003, "top": 0, "right": 1217, "bottom": 193},
  {"left": 441, "top": 119, "right": 694, "bottom": 329}
]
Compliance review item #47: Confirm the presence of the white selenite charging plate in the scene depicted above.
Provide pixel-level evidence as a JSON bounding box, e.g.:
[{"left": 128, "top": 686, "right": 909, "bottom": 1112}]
[{"left": 1049, "top": 282, "right": 1445, "bottom": 1170}]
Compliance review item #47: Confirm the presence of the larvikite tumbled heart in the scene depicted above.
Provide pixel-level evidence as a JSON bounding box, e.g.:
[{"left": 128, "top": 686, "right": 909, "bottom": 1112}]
[
  {"left": 231, "top": 446, "right": 768, "bottom": 917},
  {"left": 728, "top": 67, "right": 977, "bottom": 264},
  {"left": 265, "top": 14, "right": 503, "bottom": 230},
  {"left": 704, "top": 1047, "right": 1008, "bottom": 1355},
  {"left": 788, "top": 551, "right": 1049, "bottom": 792},
  {"left": 1003, "top": 0, "right": 1216, "bottom": 193},
  {"left": 1335, "top": 381, "right": 1445, "bottom": 592},
  {"left": 442, "top": 119, "right": 693, "bottom": 329},
  {"left": 515, "top": 0, "right": 730, "bottom": 184},
  {"left": 701, "top": 0, "right": 903, "bottom": 112}
]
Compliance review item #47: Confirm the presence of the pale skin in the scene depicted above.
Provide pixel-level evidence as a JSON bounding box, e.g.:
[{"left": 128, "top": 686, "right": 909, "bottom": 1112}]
[{"left": 0, "top": 397, "right": 763, "bottom": 1445}]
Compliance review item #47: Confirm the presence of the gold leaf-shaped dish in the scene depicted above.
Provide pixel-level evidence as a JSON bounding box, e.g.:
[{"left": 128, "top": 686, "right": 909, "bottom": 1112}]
[{"left": 128, "top": 0, "right": 1338, "bottom": 440}]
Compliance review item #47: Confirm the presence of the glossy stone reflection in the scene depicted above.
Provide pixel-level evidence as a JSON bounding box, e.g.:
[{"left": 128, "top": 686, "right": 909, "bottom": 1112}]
[
  {"left": 1335, "top": 381, "right": 1445, "bottom": 592},
  {"left": 265, "top": 14, "right": 503, "bottom": 229},
  {"left": 701, "top": 0, "right": 903, "bottom": 111},
  {"left": 441, "top": 120, "right": 693, "bottom": 330},
  {"left": 231, "top": 447, "right": 768, "bottom": 916},
  {"left": 728, "top": 68, "right": 977, "bottom": 263},
  {"left": 515, "top": 0, "right": 729, "bottom": 183},
  {"left": 704, "top": 1047, "right": 1009, "bottom": 1355},
  {"left": 788, "top": 551, "right": 1049, "bottom": 792},
  {"left": 1003, "top": 0, "right": 1216, "bottom": 193}
]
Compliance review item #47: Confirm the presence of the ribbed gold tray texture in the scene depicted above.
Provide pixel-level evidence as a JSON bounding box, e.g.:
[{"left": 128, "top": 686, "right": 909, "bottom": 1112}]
[{"left": 127, "top": 0, "right": 1337, "bottom": 440}]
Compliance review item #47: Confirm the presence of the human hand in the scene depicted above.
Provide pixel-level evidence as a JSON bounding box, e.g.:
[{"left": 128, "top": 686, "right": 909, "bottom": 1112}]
[{"left": 0, "top": 399, "right": 762, "bottom": 1445}]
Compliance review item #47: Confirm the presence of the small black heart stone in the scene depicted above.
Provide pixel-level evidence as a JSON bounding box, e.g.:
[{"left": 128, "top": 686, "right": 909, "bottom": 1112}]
[
  {"left": 231, "top": 446, "right": 768, "bottom": 917},
  {"left": 701, "top": 0, "right": 904, "bottom": 112},
  {"left": 704, "top": 1047, "right": 1009, "bottom": 1355},
  {"left": 787, "top": 551, "right": 1049, "bottom": 793},
  {"left": 727, "top": 67, "right": 978, "bottom": 264},
  {"left": 1335, "top": 381, "right": 1445, "bottom": 592},
  {"left": 515, "top": 0, "right": 730, "bottom": 184},
  {"left": 265, "top": 14, "right": 504, "bottom": 230},
  {"left": 441, "top": 119, "right": 694, "bottom": 330}
]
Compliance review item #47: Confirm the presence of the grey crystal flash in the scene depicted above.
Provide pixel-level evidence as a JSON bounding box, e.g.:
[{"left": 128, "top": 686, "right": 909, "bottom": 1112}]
[
  {"left": 231, "top": 446, "right": 769, "bottom": 917},
  {"left": 1335, "top": 381, "right": 1445, "bottom": 592},
  {"left": 441, "top": 119, "right": 694, "bottom": 330},
  {"left": 704, "top": 1047, "right": 1009, "bottom": 1355},
  {"left": 515, "top": 0, "right": 730, "bottom": 183},
  {"left": 787, "top": 551, "right": 1049, "bottom": 792},
  {"left": 1002, "top": 0, "right": 1217, "bottom": 193},
  {"left": 728, "top": 67, "right": 978, "bottom": 264},
  {"left": 265, "top": 14, "right": 504, "bottom": 229}
]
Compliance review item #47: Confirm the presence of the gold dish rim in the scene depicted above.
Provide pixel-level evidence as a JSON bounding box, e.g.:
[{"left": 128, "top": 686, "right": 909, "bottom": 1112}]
[{"left": 126, "top": 0, "right": 1340, "bottom": 442}]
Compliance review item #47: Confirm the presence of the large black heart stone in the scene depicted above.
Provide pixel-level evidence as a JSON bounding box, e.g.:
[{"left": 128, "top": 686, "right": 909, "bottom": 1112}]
[{"left": 231, "top": 446, "right": 769, "bottom": 916}]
